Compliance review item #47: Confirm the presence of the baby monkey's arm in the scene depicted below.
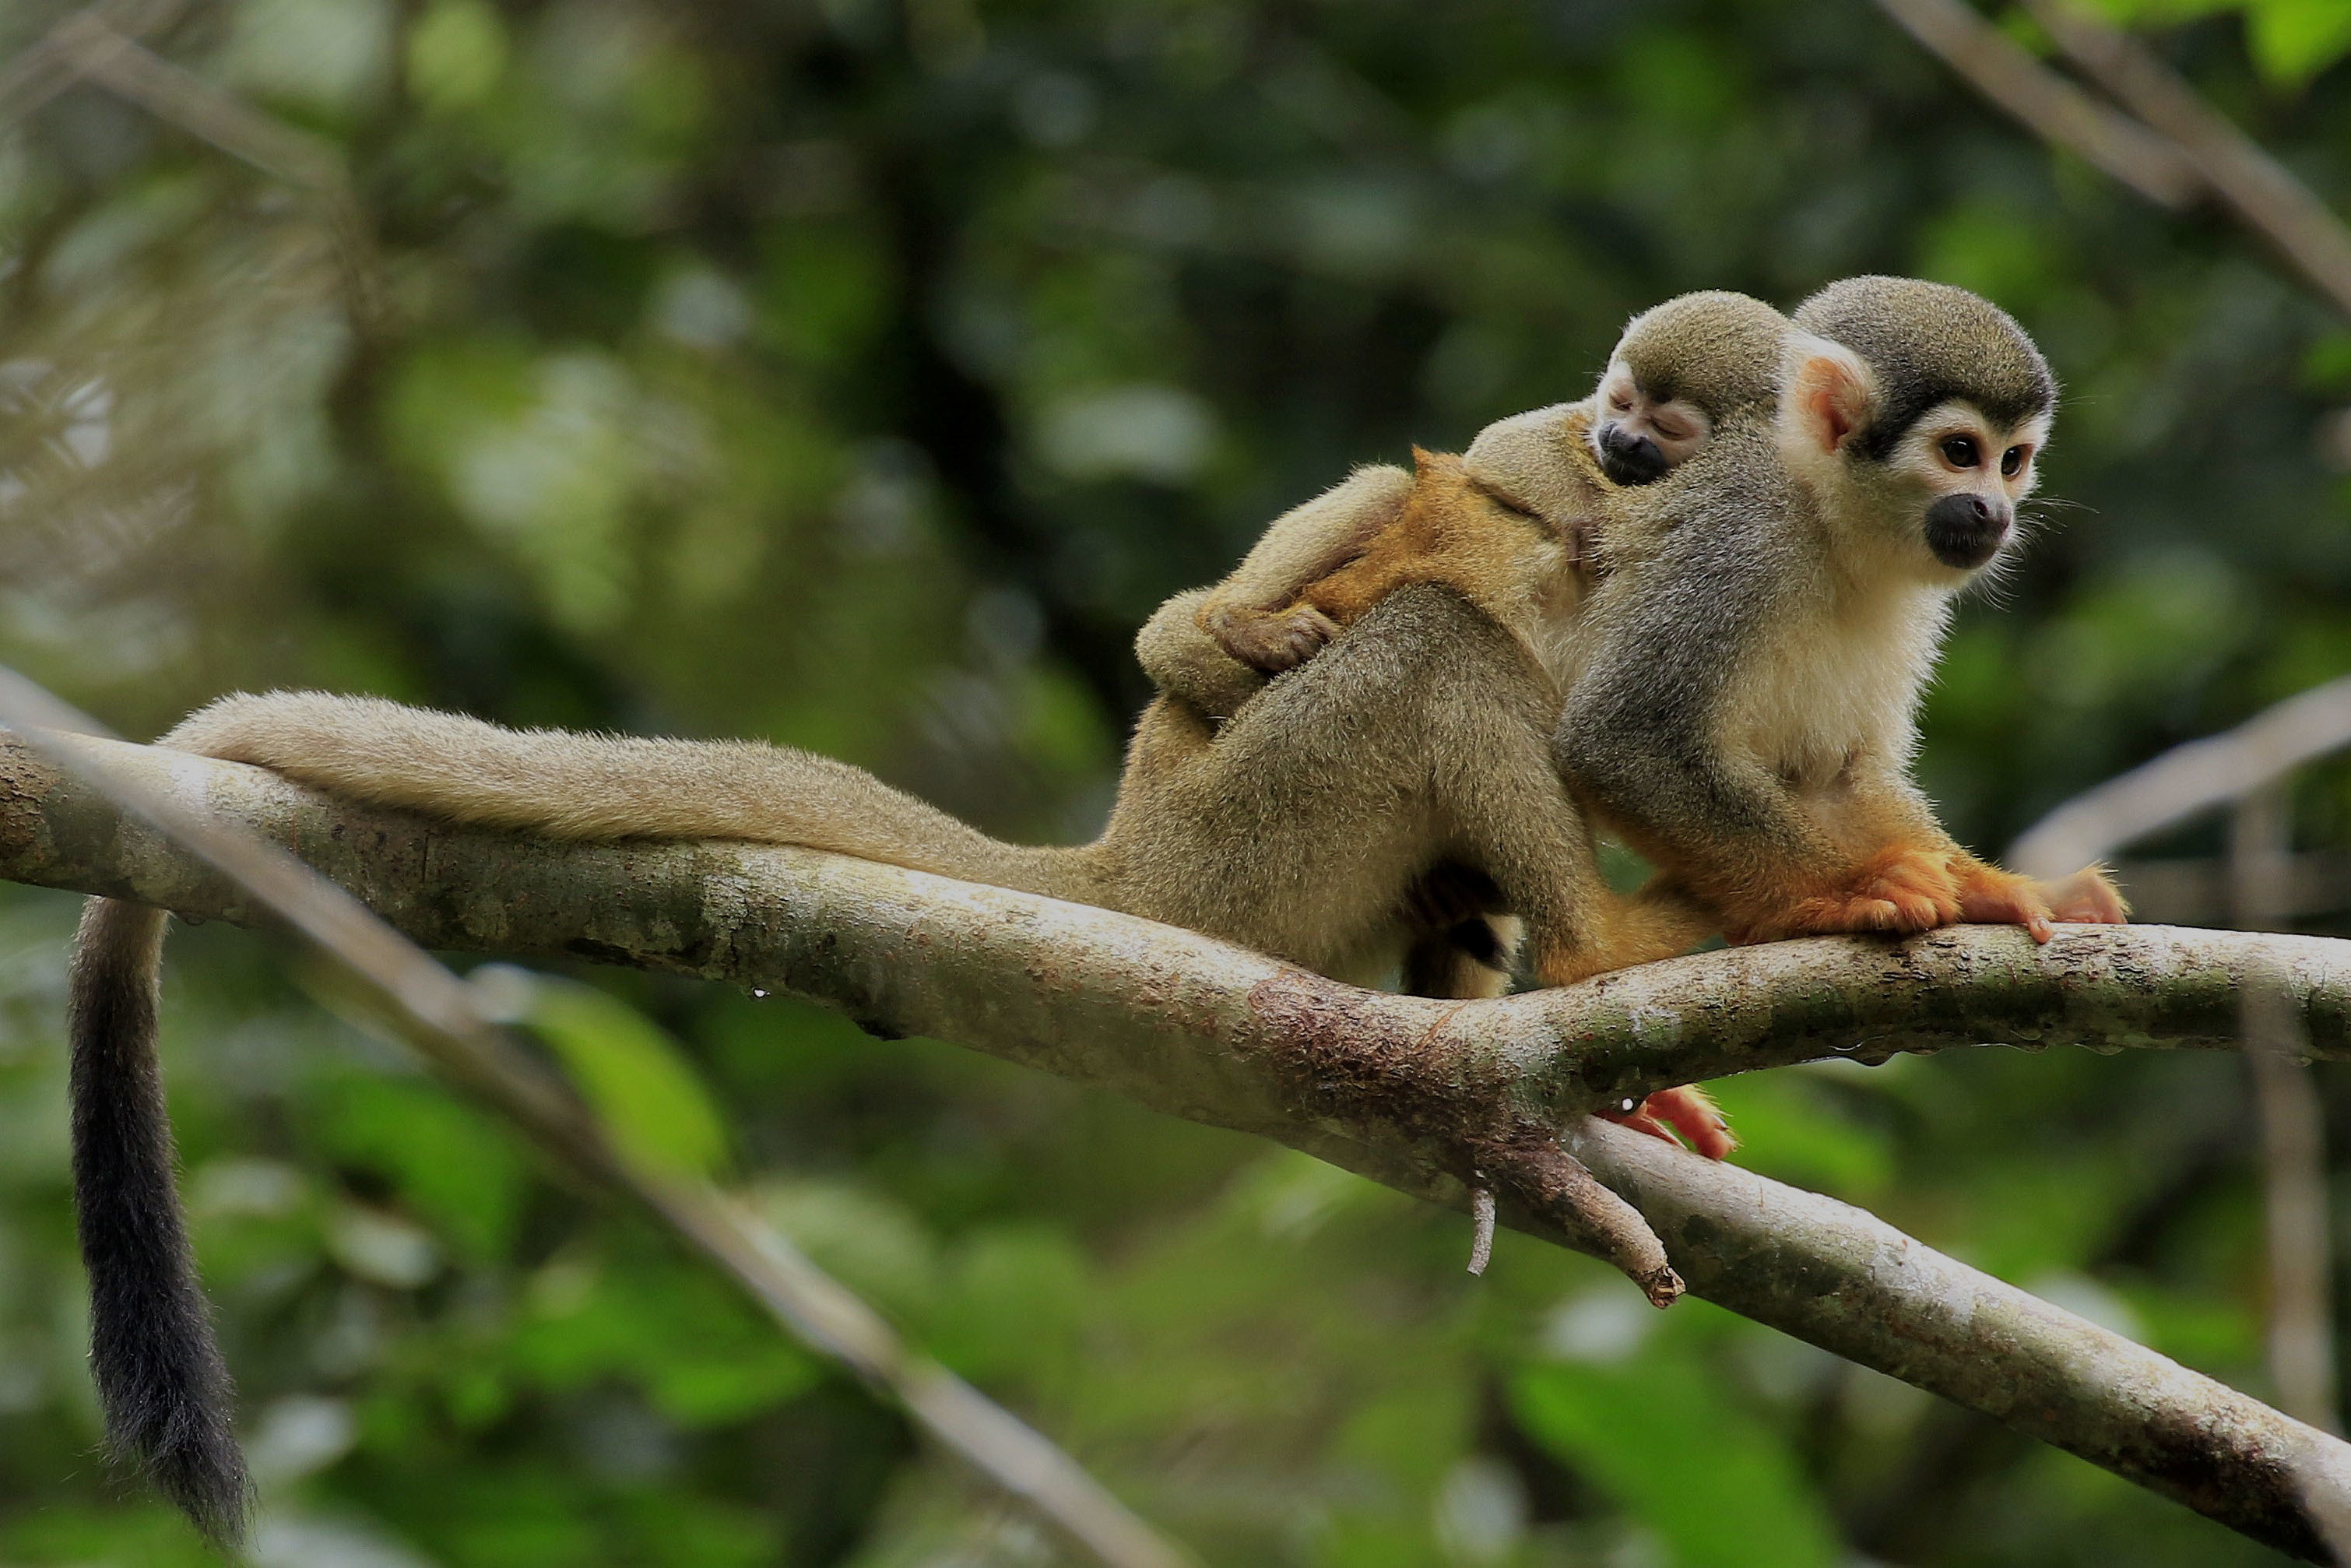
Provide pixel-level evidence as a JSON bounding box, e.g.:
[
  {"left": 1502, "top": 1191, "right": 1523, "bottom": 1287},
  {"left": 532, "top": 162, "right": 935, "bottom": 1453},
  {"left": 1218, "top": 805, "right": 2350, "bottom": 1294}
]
[{"left": 1136, "top": 464, "right": 1411, "bottom": 716}]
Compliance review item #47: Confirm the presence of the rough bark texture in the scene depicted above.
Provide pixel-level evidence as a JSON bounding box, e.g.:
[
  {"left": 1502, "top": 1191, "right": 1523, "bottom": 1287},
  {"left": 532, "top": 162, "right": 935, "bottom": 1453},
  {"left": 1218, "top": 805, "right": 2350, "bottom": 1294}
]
[{"left": 5, "top": 730, "right": 2350, "bottom": 1559}]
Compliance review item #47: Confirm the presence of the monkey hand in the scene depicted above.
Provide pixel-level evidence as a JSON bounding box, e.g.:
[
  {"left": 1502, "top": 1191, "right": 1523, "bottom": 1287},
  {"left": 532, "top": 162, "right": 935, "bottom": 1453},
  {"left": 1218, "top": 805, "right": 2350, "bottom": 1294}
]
[
  {"left": 1601, "top": 1085, "right": 1736, "bottom": 1160},
  {"left": 1949, "top": 858, "right": 2128, "bottom": 943},
  {"left": 1201, "top": 600, "right": 1343, "bottom": 673},
  {"left": 2040, "top": 864, "right": 2130, "bottom": 925},
  {"left": 1738, "top": 845, "right": 1962, "bottom": 942}
]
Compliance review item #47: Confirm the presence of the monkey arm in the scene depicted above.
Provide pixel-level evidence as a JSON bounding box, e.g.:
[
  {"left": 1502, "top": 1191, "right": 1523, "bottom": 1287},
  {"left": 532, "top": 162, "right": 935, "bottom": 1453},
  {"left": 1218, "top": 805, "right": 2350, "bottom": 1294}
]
[
  {"left": 1190, "top": 463, "right": 1413, "bottom": 676},
  {"left": 1555, "top": 568, "right": 1963, "bottom": 943},
  {"left": 1838, "top": 756, "right": 2128, "bottom": 939},
  {"left": 1133, "top": 465, "right": 1414, "bottom": 715},
  {"left": 1133, "top": 590, "right": 1270, "bottom": 721}
]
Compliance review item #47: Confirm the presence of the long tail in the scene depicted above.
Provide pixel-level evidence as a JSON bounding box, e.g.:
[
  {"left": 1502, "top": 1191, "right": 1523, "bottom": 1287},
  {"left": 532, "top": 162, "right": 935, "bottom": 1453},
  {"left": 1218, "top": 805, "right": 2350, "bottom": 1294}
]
[
  {"left": 167, "top": 691, "right": 1084, "bottom": 898},
  {"left": 68, "top": 898, "right": 251, "bottom": 1544}
]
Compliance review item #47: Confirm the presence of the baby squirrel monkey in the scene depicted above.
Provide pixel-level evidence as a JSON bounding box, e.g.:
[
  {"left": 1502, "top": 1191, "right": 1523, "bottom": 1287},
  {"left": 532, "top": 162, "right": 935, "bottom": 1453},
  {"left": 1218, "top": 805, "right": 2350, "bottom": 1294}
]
[
  {"left": 66, "top": 442, "right": 1710, "bottom": 1541},
  {"left": 1161, "top": 291, "right": 1776, "bottom": 702}
]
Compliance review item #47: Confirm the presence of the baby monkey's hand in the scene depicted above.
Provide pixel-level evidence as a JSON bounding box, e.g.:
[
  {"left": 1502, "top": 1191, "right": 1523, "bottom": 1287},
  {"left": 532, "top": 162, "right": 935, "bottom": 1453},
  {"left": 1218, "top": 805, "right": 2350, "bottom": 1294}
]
[{"left": 1200, "top": 600, "right": 1342, "bottom": 674}]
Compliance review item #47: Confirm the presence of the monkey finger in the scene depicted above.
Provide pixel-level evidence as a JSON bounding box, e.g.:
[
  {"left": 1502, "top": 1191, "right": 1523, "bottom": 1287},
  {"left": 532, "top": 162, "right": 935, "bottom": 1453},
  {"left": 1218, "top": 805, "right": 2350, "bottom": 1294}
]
[
  {"left": 1953, "top": 864, "right": 2058, "bottom": 942},
  {"left": 1272, "top": 606, "right": 1341, "bottom": 666}
]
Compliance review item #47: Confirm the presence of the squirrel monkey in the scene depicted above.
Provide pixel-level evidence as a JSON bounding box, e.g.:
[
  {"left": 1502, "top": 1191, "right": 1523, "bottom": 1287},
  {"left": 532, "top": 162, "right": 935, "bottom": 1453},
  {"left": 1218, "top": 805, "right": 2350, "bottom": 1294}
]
[
  {"left": 1147, "top": 281, "right": 2122, "bottom": 947},
  {"left": 65, "top": 448, "right": 1717, "bottom": 1541},
  {"left": 1150, "top": 292, "right": 1782, "bottom": 708},
  {"left": 1555, "top": 276, "right": 2127, "bottom": 942}
]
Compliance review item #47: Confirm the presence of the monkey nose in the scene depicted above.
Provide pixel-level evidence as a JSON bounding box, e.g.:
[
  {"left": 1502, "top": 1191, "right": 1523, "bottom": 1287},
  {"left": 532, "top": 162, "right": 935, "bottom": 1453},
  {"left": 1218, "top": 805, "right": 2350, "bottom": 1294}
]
[
  {"left": 1923, "top": 493, "right": 2012, "bottom": 570},
  {"left": 1597, "top": 425, "right": 1668, "bottom": 486}
]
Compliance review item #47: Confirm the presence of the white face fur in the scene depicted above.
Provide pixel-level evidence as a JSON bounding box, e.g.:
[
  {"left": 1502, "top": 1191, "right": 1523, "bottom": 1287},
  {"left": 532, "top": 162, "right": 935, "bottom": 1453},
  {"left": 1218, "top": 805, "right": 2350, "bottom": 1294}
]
[
  {"left": 1589, "top": 361, "right": 1712, "bottom": 486},
  {"left": 1778, "top": 334, "right": 2051, "bottom": 578}
]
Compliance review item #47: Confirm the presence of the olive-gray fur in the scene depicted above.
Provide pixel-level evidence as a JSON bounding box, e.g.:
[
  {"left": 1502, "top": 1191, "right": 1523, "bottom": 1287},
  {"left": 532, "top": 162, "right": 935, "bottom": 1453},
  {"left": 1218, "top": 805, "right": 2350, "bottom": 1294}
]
[
  {"left": 1611, "top": 290, "right": 1788, "bottom": 417},
  {"left": 1792, "top": 276, "right": 2055, "bottom": 462}
]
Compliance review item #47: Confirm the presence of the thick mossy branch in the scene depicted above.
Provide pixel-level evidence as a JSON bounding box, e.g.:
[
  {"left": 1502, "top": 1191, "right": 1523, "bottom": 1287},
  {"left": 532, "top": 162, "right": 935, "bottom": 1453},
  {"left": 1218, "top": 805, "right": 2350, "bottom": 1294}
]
[{"left": 5, "top": 730, "right": 2350, "bottom": 1559}]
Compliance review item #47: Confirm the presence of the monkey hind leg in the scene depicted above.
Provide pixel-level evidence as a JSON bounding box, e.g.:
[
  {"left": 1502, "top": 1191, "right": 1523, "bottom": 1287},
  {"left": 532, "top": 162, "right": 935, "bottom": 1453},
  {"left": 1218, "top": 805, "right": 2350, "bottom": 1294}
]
[{"left": 69, "top": 898, "right": 251, "bottom": 1543}]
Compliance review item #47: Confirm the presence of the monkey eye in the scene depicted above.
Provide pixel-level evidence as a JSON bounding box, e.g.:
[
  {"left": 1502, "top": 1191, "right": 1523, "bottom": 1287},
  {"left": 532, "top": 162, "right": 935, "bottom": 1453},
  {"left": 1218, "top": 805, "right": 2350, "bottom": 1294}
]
[
  {"left": 1938, "top": 435, "right": 1981, "bottom": 468},
  {"left": 2001, "top": 444, "right": 2029, "bottom": 477}
]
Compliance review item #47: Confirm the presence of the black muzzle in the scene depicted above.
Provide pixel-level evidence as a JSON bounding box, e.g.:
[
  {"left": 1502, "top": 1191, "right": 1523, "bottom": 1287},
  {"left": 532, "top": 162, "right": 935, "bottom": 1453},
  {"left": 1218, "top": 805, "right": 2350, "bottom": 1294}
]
[
  {"left": 1924, "top": 492, "right": 2012, "bottom": 570},
  {"left": 1596, "top": 423, "right": 1668, "bottom": 486}
]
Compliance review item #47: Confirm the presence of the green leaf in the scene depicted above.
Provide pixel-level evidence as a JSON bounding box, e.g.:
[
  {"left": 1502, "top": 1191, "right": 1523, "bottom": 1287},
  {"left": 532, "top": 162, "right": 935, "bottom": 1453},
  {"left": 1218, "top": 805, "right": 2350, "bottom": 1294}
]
[
  {"left": 1512, "top": 1356, "right": 1839, "bottom": 1567},
  {"left": 2247, "top": 0, "right": 2351, "bottom": 86},
  {"left": 486, "top": 966, "right": 729, "bottom": 1179}
]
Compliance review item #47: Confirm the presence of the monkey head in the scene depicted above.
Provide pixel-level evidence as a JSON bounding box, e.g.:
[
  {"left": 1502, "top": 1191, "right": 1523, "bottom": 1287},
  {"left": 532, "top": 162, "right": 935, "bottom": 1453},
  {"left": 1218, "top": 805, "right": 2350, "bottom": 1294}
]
[
  {"left": 1589, "top": 290, "right": 1787, "bottom": 487},
  {"left": 1783, "top": 276, "right": 2054, "bottom": 578}
]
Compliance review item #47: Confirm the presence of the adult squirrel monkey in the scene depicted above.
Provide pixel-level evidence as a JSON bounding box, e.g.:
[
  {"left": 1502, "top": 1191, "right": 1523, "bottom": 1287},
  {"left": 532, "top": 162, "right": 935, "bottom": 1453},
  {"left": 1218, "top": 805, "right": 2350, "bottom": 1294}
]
[
  {"left": 66, "top": 441, "right": 1714, "bottom": 1542},
  {"left": 1555, "top": 277, "right": 2126, "bottom": 942}
]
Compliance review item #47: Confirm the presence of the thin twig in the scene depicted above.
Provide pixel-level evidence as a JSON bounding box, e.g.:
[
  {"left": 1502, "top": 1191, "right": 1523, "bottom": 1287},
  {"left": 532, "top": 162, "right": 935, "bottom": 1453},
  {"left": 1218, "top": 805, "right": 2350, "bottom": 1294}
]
[
  {"left": 1870, "top": 0, "right": 2198, "bottom": 206},
  {"left": 1466, "top": 1184, "right": 1495, "bottom": 1276},
  {"left": 2023, "top": 0, "right": 2351, "bottom": 322},
  {"left": 0, "top": 669, "right": 1190, "bottom": 1568}
]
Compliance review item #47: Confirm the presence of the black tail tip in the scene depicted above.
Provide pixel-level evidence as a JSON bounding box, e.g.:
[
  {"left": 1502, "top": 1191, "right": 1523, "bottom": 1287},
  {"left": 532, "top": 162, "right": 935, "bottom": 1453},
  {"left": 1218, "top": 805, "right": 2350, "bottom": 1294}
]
[{"left": 108, "top": 1405, "right": 254, "bottom": 1547}]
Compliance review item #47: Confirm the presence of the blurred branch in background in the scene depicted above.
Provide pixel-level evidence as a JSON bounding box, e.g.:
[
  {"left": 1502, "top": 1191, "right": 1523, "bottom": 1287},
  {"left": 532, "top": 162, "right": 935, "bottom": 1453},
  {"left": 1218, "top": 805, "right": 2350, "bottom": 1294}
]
[
  {"left": 0, "top": 669, "right": 1191, "bottom": 1568},
  {"left": 2235, "top": 783, "right": 2339, "bottom": 1434},
  {"left": 2024, "top": 0, "right": 2351, "bottom": 322},
  {"left": 0, "top": 0, "right": 181, "bottom": 120},
  {"left": 0, "top": 4, "right": 382, "bottom": 326},
  {"left": 8, "top": 726, "right": 2351, "bottom": 1556},
  {"left": 2102, "top": 850, "right": 2351, "bottom": 926},
  {"left": 2014, "top": 673, "right": 2351, "bottom": 1434},
  {"left": 1878, "top": 0, "right": 2351, "bottom": 320},
  {"left": 1871, "top": 0, "right": 2200, "bottom": 207},
  {"left": 2011, "top": 671, "right": 2351, "bottom": 877}
]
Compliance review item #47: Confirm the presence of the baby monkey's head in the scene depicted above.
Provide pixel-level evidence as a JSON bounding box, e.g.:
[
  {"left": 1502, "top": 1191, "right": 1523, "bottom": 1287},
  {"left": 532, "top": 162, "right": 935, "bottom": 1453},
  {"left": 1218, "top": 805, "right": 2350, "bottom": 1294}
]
[
  {"left": 1589, "top": 290, "right": 1787, "bottom": 486},
  {"left": 1786, "top": 276, "right": 2054, "bottom": 576}
]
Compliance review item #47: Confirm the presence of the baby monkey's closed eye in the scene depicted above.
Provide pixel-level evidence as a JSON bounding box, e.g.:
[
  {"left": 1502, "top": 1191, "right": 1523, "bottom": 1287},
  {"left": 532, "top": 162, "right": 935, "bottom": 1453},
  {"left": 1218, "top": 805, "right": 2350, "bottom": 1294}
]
[{"left": 1589, "top": 367, "right": 1713, "bottom": 487}]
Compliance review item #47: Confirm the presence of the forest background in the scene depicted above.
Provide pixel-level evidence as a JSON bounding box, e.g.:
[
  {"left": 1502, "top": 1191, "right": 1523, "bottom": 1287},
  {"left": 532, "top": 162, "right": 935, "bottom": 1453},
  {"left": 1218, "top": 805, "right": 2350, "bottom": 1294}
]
[{"left": 4, "top": 0, "right": 2351, "bottom": 1563}]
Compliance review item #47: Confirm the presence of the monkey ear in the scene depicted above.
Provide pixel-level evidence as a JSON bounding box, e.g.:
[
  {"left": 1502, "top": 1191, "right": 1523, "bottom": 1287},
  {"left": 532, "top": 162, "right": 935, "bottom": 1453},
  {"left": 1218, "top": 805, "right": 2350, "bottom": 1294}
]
[{"left": 1779, "top": 333, "right": 1876, "bottom": 457}]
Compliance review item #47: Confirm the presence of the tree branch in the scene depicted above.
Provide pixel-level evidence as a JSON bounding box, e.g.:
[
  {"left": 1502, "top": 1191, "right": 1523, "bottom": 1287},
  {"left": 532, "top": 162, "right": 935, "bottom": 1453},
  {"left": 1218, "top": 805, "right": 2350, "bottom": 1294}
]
[
  {"left": 0, "top": 698, "right": 1186, "bottom": 1568},
  {"left": 5, "top": 730, "right": 2351, "bottom": 1557}
]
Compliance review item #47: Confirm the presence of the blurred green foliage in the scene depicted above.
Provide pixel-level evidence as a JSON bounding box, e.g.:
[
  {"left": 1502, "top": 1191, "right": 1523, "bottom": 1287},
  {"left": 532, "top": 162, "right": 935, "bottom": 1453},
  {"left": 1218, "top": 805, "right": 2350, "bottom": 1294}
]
[{"left": 3, "top": 0, "right": 2351, "bottom": 1562}]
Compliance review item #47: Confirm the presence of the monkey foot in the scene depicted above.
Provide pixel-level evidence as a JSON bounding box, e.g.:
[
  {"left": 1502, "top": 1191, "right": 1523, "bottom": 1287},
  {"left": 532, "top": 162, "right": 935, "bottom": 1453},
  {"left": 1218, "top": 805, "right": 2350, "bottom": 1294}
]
[
  {"left": 1952, "top": 862, "right": 2057, "bottom": 943},
  {"left": 1204, "top": 601, "right": 1341, "bottom": 673},
  {"left": 1747, "top": 846, "right": 1961, "bottom": 941},
  {"left": 1600, "top": 1085, "right": 1736, "bottom": 1160}
]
